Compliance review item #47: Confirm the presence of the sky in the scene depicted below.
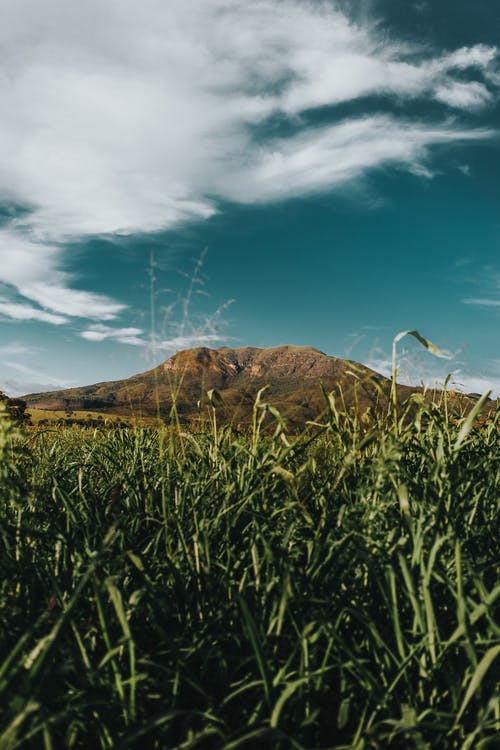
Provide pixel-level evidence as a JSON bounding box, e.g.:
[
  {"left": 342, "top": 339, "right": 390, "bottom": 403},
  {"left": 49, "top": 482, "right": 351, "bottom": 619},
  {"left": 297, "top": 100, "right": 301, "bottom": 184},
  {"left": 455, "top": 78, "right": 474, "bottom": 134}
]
[{"left": 0, "top": 0, "right": 499, "bottom": 397}]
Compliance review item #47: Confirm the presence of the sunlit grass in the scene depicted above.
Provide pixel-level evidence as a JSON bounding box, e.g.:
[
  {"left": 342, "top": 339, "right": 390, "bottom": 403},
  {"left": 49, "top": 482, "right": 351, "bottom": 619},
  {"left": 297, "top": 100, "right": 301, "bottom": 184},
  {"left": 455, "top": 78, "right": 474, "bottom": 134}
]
[{"left": 27, "top": 408, "right": 162, "bottom": 428}]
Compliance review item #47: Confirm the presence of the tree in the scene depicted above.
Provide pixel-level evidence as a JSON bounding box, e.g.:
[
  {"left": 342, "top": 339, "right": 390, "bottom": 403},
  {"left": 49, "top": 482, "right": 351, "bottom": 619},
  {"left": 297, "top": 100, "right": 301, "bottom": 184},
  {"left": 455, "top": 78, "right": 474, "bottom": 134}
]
[{"left": 0, "top": 391, "right": 31, "bottom": 425}]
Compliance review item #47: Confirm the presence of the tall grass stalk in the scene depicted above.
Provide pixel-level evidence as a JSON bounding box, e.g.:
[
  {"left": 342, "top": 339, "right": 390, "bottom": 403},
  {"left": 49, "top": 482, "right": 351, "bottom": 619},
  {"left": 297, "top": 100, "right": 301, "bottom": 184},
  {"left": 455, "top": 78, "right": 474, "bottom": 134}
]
[{"left": 0, "top": 391, "right": 498, "bottom": 748}]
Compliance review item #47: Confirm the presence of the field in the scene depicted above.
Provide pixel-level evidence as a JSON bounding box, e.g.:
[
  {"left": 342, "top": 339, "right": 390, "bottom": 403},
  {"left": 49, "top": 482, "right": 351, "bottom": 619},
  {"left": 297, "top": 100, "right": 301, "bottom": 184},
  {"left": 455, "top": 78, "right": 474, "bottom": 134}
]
[
  {"left": 0, "top": 393, "right": 499, "bottom": 749},
  {"left": 26, "top": 409, "right": 159, "bottom": 428}
]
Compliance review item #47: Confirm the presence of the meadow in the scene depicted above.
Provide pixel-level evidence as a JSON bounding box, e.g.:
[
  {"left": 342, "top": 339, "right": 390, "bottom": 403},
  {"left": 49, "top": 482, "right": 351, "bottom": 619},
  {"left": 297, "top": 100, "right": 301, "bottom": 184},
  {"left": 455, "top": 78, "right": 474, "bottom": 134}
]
[{"left": 0, "top": 390, "right": 499, "bottom": 749}]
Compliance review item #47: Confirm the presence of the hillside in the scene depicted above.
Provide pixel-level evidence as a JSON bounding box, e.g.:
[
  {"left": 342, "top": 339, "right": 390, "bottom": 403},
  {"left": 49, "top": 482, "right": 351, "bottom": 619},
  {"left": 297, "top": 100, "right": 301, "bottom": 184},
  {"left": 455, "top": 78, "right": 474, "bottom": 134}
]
[{"left": 22, "top": 344, "right": 481, "bottom": 427}]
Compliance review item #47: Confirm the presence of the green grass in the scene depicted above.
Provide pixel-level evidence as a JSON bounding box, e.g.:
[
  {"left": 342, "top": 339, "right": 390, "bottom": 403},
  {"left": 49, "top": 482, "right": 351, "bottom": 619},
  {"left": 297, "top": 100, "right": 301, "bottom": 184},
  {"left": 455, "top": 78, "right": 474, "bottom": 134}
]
[
  {"left": 0, "top": 393, "right": 499, "bottom": 749},
  {"left": 27, "top": 408, "right": 159, "bottom": 427}
]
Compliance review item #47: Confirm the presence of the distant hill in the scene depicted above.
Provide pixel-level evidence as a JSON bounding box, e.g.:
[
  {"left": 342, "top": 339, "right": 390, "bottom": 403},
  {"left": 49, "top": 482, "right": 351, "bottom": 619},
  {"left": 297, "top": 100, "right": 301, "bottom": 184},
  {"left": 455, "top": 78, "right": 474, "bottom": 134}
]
[{"left": 21, "top": 345, "right": 488, "bottom": 428}]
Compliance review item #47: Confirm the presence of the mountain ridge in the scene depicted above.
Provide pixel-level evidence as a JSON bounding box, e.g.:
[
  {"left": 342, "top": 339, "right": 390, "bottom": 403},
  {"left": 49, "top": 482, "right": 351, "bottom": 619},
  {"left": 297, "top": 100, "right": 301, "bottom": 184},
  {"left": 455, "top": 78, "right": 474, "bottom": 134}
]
[{"left": 21, "top": 344, "right": 485, "bottom": 427}]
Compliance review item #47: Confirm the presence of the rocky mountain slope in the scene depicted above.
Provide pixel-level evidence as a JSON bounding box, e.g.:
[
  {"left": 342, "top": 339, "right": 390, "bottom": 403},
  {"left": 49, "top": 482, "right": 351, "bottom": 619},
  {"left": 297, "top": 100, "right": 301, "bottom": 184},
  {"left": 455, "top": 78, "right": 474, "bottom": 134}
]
[{"left": 22, "top": 344, "right": 481, "bottom": 427}]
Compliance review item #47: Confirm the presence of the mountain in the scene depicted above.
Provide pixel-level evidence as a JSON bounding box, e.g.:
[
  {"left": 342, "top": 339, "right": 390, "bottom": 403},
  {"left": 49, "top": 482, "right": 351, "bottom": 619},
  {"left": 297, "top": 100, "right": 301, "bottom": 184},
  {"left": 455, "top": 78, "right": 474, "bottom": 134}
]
[{"left": 21, "top": 344, "right": 482, "bottom": 428}]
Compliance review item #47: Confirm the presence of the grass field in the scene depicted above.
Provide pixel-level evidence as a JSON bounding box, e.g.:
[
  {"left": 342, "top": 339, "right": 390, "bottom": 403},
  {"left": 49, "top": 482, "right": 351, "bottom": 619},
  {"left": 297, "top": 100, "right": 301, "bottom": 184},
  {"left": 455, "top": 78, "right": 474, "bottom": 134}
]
[
  {"left": 26, "top": 408, "right": 159, "bottom": 427},
  {"left": 0, "top": 392, "right": 499, "bottom": 749}
]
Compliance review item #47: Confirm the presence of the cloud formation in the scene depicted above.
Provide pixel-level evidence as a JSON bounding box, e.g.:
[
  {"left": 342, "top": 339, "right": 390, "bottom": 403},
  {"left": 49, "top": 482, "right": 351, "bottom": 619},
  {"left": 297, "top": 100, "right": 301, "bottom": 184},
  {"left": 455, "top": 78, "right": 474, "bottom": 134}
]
[
  {"left": 0, "top": 351, "right": 75, "bottom": 396},
  {"left": 156, "top": 334, "right": 229, "bottom": 352},
  {"left": 0, "top": 0, "right": 498, "bottom": 322},
  {"left": 0, "top": 298, "right": 68, "bottom": 325},
  {"left": 80, "top": 325, "right": 145, "bottom": 346},
  {"left": 0, "top": 230, "right": 125, "bottom": 322},
  {"left": 79, "top": 326, "right": 229, "bottom": 351},
  {"left": 217, "top": 118, "right": 493, "bottom": 203},
  {"left": 462, "top": 298, "right": 500, "bottom": 308}
]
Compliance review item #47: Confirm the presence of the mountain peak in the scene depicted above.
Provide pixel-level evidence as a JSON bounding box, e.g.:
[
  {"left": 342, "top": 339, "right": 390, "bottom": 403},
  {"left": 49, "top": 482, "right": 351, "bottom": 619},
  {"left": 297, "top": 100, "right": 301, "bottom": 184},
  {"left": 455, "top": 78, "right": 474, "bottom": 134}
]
[
  {"left": 162, "top": 344, "right": 335, "bottom": 379},
  {"left": 22, "top": 344, "right": 406, "bottom": 426}
]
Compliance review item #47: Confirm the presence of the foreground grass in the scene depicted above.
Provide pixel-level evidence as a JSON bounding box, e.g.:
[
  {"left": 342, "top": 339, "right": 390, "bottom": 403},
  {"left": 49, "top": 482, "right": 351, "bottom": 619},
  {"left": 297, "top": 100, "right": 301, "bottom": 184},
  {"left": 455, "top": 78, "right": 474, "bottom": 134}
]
[{"left": 0, "top": 395, "right": 499, "bottom": 749}]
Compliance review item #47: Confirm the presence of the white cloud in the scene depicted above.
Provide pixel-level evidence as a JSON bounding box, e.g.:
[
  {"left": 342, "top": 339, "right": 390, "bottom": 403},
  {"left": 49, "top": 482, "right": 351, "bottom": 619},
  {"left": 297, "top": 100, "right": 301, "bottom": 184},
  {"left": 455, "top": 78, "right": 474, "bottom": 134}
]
[
  {"left": 0, "top": 343, "right": 37, "bottom": 356},
  {"left": 0, "top": 230, "right": 125, "bottom": 321},
  {"left": 0, "top": 343, "right": 73, "bottom": 395},
  {"left": 20, "top": 281, "right": 125, "bottom": 320},
  {"left": 80, "top": 324, "right": 144, "bottom": 346},
  {"left": 443, "top": 44, "right": 498, "bottom": 70},
  {"left": 447, "top": 373, "right": 500, "bottom": 398},
  {"left": 4, "top": 360, "right": 70, "bottom": 386},
  {"left": 216, "top": 117, "right": 492, "bottom": 203},
  {"left": 157, "top": 334, "right": 228, "bottom": 352},
  {"left": 462, "top": 297, "right": 500, "bottom": 307},
  {"left": 0, "top": 360, "right": 75, "bottom": 396},
  {"left": 364, "top": 335, "right": 500, "bottom": 401},
  {"left": 364, "top": 352, "right": 500, "bottom": 398},
  {"left": 279, "top": 43, "right": 497, "bottom": 114},
  {"left": 0, "top": 298, "right": 68, "bottom": 325},
  {"left": 434, "top": 81, "right": 492, "bottom": 109},
  {"left": 419, "top": 373, "right": 499, "bottom": 398},
  {"left": 0, "top": 0, "right": 498, "bottom": 321},
  {"left": 79, "top": 325, "right": 229, "bottom": 350},
  {"left": 0, "top": 378, "right": 62, "bottom": 397}
]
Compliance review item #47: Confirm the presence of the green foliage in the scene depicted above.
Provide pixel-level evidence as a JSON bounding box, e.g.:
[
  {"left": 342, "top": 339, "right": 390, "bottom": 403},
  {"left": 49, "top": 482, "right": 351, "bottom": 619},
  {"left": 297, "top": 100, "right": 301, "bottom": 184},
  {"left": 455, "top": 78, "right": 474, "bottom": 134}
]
[
  {"left": 0, "top": 402, "right": 27, "bottom": 506},
  {"left": 0, "top": 392, "right": 31, "bottom": 427},
  {"left": 0, "top": 394, "right": 499, "bottom": 748}
]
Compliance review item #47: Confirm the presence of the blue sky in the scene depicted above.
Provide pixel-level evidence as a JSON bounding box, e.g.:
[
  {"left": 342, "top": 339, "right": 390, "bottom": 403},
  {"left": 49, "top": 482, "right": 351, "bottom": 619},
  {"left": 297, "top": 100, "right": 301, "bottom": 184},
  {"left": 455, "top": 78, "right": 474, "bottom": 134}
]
[{"left": 0, "top": 0, "right": 499, "bottom": 396}]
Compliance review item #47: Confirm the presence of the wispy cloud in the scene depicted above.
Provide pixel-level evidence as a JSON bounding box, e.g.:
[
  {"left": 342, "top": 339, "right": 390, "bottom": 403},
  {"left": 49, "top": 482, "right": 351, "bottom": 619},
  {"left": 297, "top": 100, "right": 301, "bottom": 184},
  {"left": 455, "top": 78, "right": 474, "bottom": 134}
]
[
  {"left": 217, "top": 118, "right": 493, "bottom": 203},
  {"left": 0, "top": 231, "right": 125, "bottom": 322},
  {"left": 459, "top": 263, "right": 500, "bottom": 314},
  {"left": 365, "top": 339, "right": 500, "bottom": 398},
  {"left": 80, "top": 324, "right": 145, "bottom": 346},
  {"left": 80, "top": 325, "right": 229, "bottom": 352},
  {"left": 0, "top": 343, "right": 38, "bottom": 356},
  {"left": 462, "top": 297, "right": 500, "bottom": 307},
  {"left": 156, "top": 334, "right": 228, "bottom": 353},
  {"left": 0, "top": 360, "right": 75, "bottom": 397},
  {"left": 0, "top": 1, "right": 498, "bottom": 321},
  {"left": 4, "top": 360, "right": 70, "bottom": 385},
  {"left": 0, "top": 298, "right": 68, "bottom": 325},
  {"left": 448, "top": 372, "right": 500, "bottom": 397},
  {"left": 0, "top": 341, "right": 73, "bottom": 395},
  {"left": 434, "top": 81, "right": 492, "bottom": 109}
]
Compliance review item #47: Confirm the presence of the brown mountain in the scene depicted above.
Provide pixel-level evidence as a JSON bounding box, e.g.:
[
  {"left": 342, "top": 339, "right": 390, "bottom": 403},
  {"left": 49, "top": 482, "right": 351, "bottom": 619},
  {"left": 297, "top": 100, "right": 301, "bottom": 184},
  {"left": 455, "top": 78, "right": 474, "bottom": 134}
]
[{"left": 21, "top": 345, "right": 484, "bottom": 428}]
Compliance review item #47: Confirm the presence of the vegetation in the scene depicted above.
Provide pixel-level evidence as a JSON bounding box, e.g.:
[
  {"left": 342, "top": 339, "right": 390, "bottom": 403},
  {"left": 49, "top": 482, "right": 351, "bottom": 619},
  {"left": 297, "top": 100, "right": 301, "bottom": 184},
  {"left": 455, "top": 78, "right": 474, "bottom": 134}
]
[
  {"left": 0, "top": 391, "right": 31, "bottom": 426},
  {"left": 26, "top": 409, "right": 152, "bottom": 429},
  {"left": 0, "top": 388, "right": 499, "bottom": 749}
]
